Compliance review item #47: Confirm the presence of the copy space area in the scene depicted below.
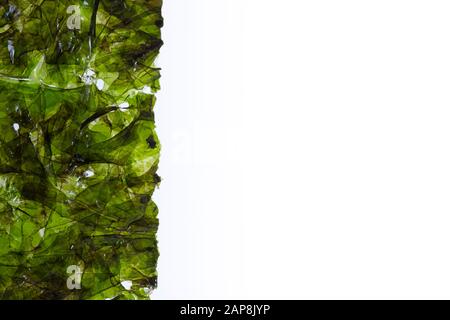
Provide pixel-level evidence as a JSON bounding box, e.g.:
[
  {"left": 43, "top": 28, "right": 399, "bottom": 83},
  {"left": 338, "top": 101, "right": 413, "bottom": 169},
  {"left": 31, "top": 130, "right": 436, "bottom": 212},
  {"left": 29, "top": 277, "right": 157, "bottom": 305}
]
[{"left": 154, "top": 1, "right": 450, "bottom": 299}]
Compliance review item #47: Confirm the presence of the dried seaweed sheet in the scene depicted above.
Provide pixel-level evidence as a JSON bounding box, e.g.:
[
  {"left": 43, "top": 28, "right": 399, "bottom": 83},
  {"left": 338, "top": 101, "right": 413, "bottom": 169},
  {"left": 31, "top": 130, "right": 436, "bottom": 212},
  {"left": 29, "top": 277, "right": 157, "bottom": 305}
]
[{"left": 0, "top": 0, "right": 162, "bottom": 299}]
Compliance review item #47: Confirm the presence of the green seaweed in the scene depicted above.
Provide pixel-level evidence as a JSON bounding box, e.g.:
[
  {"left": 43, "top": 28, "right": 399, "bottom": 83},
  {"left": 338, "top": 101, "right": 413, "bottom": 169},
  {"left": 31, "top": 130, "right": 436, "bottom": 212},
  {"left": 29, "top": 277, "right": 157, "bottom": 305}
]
[{"left": 0, "top": 0, "right": 163, "bottom": 299}]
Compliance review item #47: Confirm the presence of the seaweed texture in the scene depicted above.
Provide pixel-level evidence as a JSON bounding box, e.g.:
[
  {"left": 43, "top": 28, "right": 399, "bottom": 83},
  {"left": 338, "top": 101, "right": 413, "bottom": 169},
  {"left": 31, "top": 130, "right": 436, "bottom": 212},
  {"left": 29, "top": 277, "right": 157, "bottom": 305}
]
[{"left": 0, "top": 0, "right": 162, "bottom": 299}]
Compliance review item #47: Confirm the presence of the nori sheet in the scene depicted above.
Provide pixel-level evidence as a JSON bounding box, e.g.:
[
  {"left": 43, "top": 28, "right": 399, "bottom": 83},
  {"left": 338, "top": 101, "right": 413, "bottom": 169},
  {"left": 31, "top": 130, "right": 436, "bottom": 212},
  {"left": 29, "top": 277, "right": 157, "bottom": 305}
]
[{"left": 0, "top": 0, "right": 163, "bottom": 299}]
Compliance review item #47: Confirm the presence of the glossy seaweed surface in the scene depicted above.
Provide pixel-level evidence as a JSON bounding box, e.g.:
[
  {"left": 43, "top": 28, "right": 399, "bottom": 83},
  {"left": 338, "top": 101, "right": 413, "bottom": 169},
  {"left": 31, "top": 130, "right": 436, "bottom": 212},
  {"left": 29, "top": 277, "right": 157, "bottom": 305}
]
[{"left": 0, "top": 0, "right": 162, "bottom": 299}]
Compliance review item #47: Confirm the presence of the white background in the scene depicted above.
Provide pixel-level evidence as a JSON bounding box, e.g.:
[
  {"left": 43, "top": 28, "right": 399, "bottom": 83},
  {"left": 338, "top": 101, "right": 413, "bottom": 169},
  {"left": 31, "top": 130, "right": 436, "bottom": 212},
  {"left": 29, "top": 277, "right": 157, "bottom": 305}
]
[{"left": 153, "top": 0, "right": 450, "bottom": 299}]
